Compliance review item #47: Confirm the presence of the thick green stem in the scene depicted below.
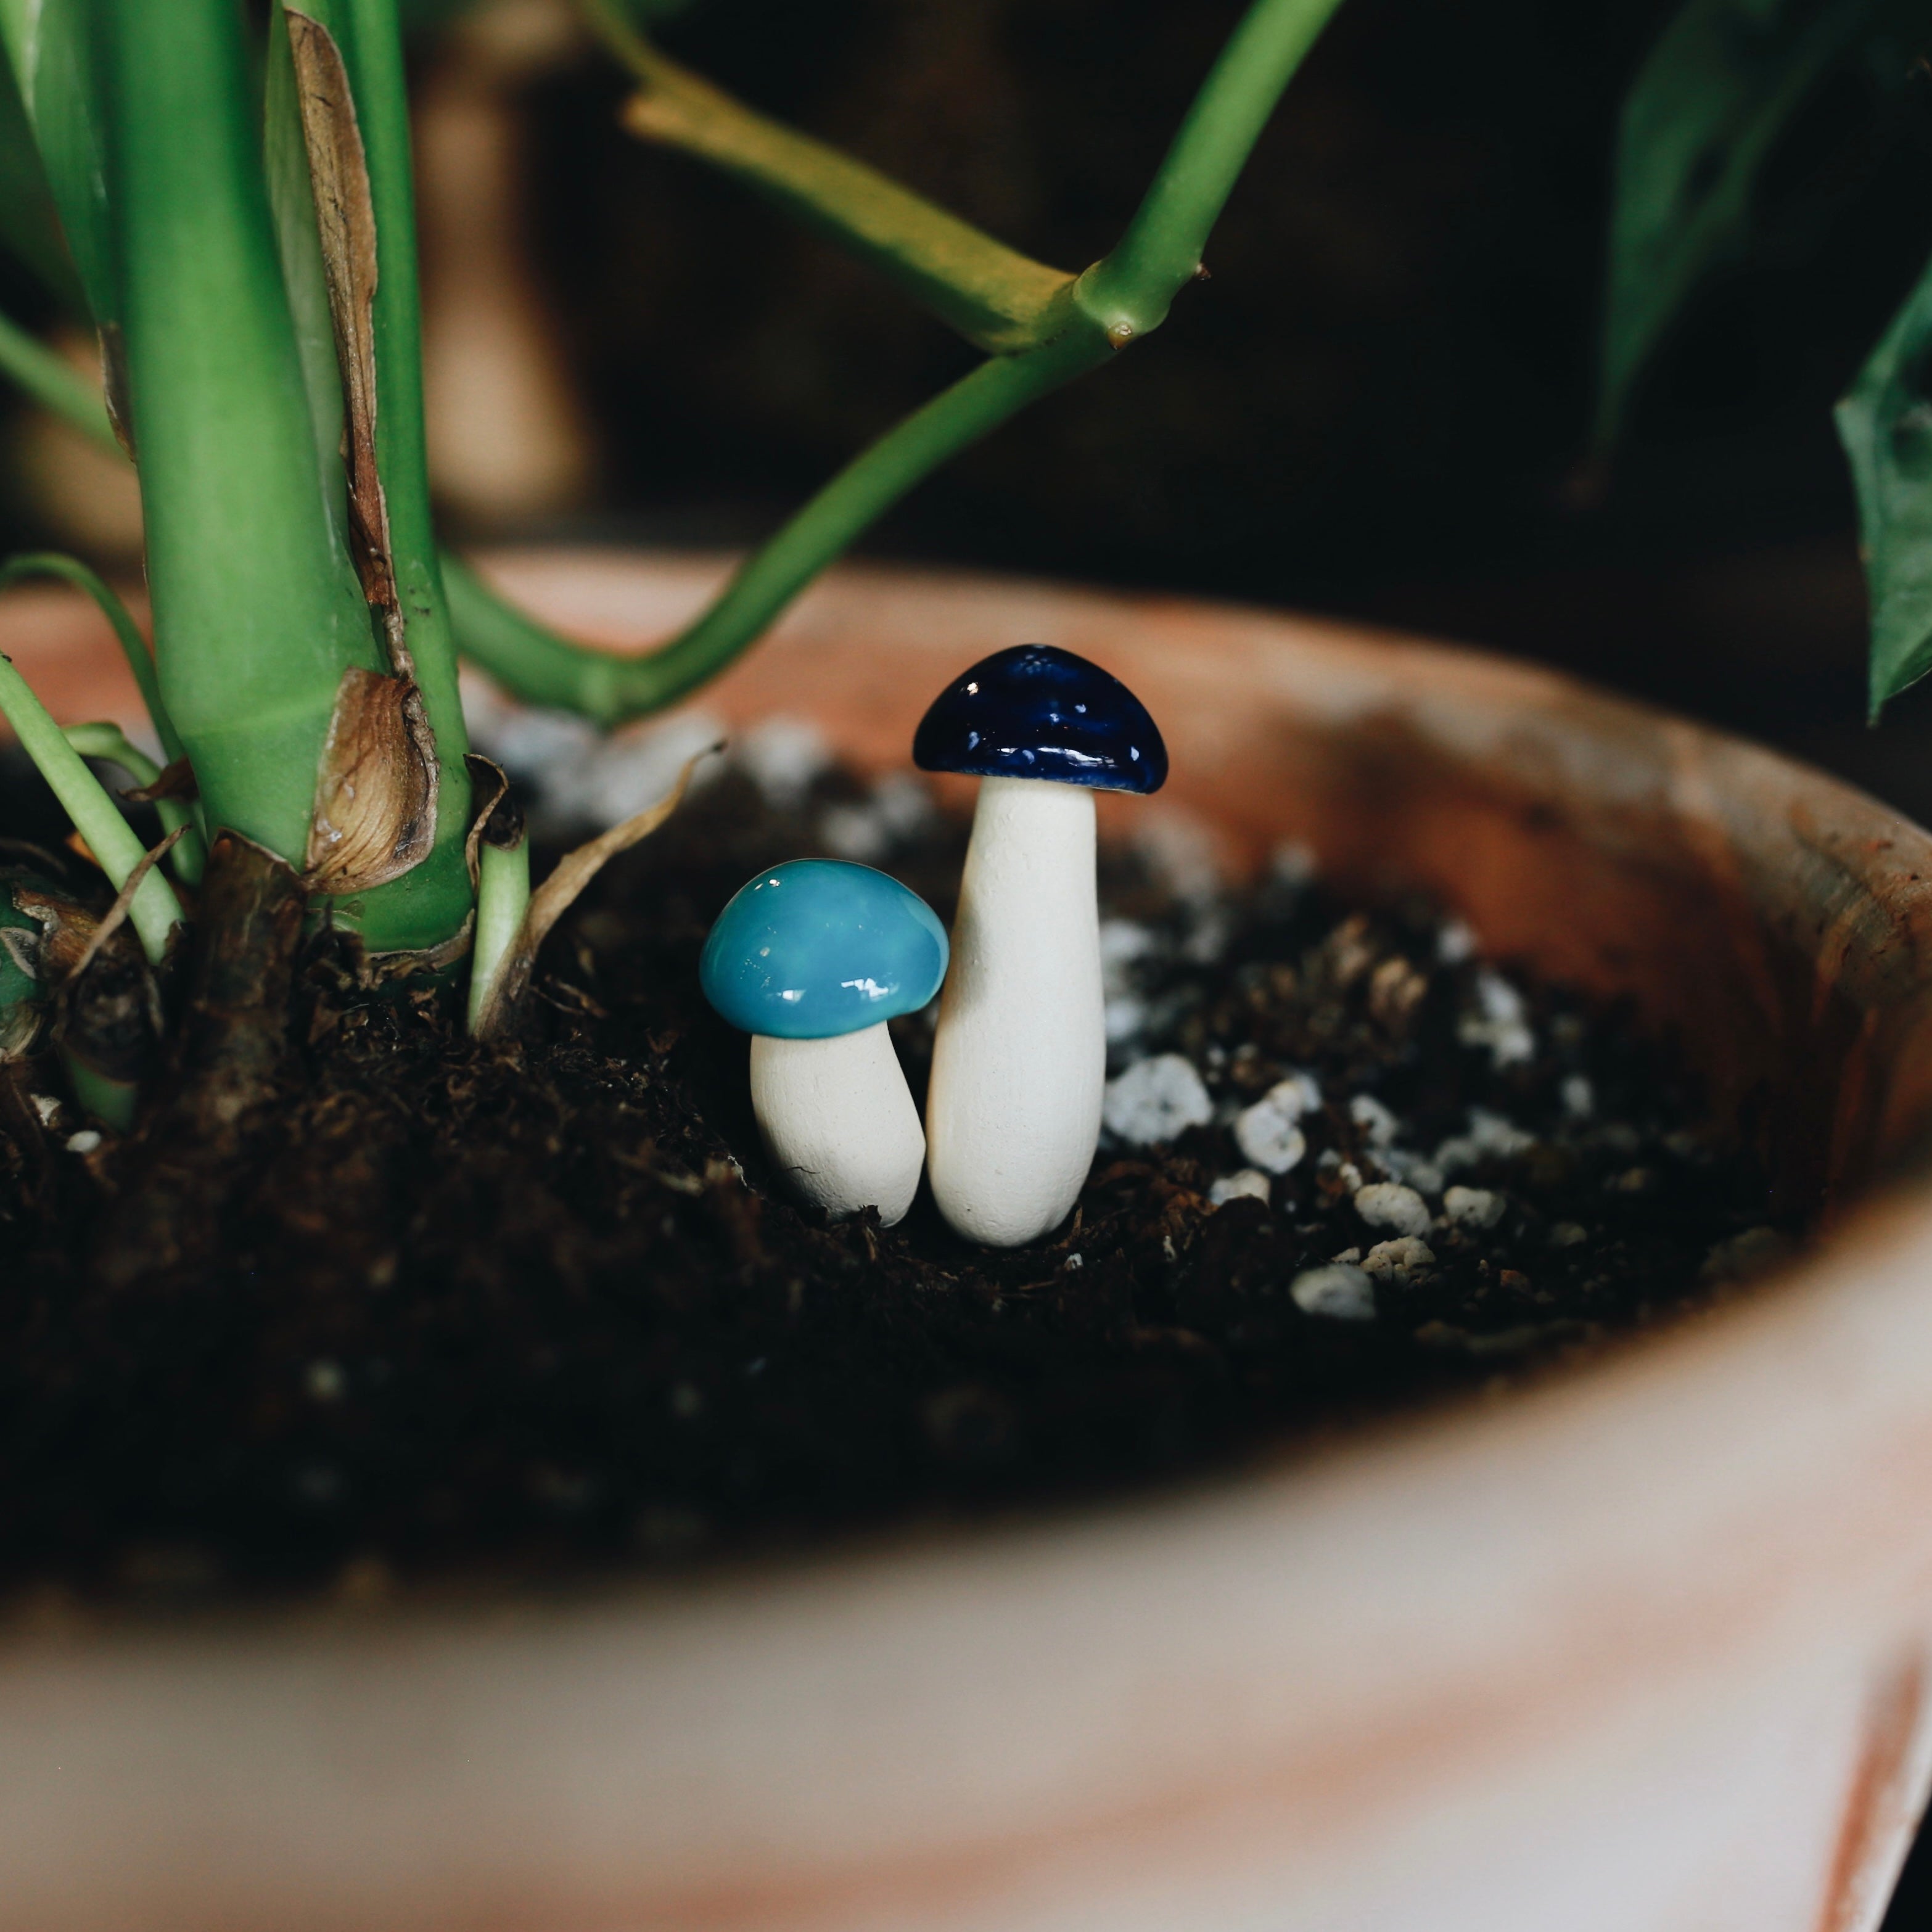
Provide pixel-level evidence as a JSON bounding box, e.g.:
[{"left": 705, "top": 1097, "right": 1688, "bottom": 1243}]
[
  {"left": 450, "top": 329, "right": 1108, "bottom": 721},
  {"left": 0, "top": 314, "right": 118, "bottom": 456},
  {"left": 63, "top": 722, "right": 206, "bottom": 885},
  {"left": 0, "top": 652, "right": 178, "bottom": 963},
  {"left": 99, "top": 0, "right": 379, "bottom": 870},
  {"left": 583, "top": 0, "right": 1074, "bottom": 356}
]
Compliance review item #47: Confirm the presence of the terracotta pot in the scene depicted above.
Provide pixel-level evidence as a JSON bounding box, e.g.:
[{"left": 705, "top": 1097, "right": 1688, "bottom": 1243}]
[{"left": 3, "top": 551, "right": 1931, "bottom": 1932}]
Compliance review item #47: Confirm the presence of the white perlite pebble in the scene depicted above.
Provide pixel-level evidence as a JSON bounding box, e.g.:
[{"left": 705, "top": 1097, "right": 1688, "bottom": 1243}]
[
  {"left": 1104, "top": 996, "right": 1148, "bottom": 1045},
  {"left": 30, "top": 1095, "right": 59, "bottom": 1126},
  {"left": 1233, "top": 1079, "right": 1312, "bottom": 1174},
  {"left": 1379, "top": 1149, "right": 1444, "bottom": 1196},
  {"left": 1291, "top": 1262, "right": 1376, "bottom": 1321},
  {"left": 488, "top": 708, "right": 723, "bottom": 830},
  {"left": 1349, "top": 1094, "right": 1399, "bottom": 1147},
  {"left": 1436, "top": 917, "right": 1477, "bottom": 964},
  {"left": 734, "top": 715, "right": 831, "bottom": 808},
  {"left": 1354, "top": 1182, "right": 1431, "bottom": 1237},
  {"left": 1363, "top": 1236, "right": 1434, "bottom": 1280},
  {"left": 1436, "top": 1107, "right": 1536, "bottom": 1172},
  {"left": 1209, "top": 1169, "right": 1272, "bottom": 1207},
  {"left": 1701, "top": 1227, "right": 1793, "bottom": 1282},
  {"left": 64, "top": 1129, "right": 101, "bottom": 1154},
  {"left": 1443, "top": 1185, "right": 1505, "bottom": 1229},
  {"left": 1103, "top": 1054, "right": 1212, "bottom": 1146},
  {"left": 1562, "top": 1074, "right": 1596, "bottom": 1119},
  {"left": 820, "top": 773, "right": 937, "bottom": 861},
  {"left": 1271, "top": 841, "right": 1318, "bottom": 888},
  {"left": 1458, "top": 969, "right": 1535, "bottom": 1067},
  {"left": 1099, "top": 918, "right": 1157, "bottom": 993}
]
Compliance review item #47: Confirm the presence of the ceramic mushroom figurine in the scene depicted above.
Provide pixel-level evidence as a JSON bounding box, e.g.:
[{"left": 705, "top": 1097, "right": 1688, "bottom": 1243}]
[
  {"left": 915, "top": 644, "right": 1168, "bottom": 1245},
  {"left": 701, "top": 859, "right": 948, "bottom": 1226}
]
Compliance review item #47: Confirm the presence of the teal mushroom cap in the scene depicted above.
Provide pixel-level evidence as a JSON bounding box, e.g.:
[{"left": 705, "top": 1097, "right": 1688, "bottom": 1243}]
[{"left": 701, "top": 860, "right": 948, "bottom": 1041}]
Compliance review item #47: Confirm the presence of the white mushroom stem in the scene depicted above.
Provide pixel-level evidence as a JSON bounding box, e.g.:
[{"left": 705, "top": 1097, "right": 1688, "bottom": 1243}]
[
  {"left": 749, "top": 1023, "right": 925, "bottom": 1227},
  {"left": 926, "top": 775, "right": 1104, "bottom": 1246}
]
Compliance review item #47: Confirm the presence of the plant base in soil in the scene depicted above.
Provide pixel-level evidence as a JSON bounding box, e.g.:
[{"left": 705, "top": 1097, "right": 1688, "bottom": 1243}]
[{"left": 0, "top": 751, "right": 1782, "bottom": 1605}]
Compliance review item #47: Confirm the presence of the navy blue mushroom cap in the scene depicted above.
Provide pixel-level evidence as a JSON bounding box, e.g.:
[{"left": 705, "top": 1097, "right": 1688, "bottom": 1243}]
[
  {"left": 912, "top": 643, "right": 1167, "bottom": 794},
  {"left": 700, "top": 860, "right": 949, "bottom": 1041}
]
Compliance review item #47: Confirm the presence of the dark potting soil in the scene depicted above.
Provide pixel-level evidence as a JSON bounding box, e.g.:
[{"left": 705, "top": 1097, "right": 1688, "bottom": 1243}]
[{"left": 0, "top": 748, "right": 1785, "bottom": 1603}]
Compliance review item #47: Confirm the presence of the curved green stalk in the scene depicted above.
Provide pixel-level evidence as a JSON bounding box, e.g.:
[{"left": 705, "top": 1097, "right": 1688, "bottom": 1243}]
[
  {"left": 63, "top": 722, "right": 205, "bottom": 885},
  {"left": 458, "top": 0, "right": 1343, "bottom": 726},
  {"left": 0, "top": 551, "right": 186, "bottom": 767},
  {"left": 583, "top": 0, "right": 1074, "bottom": 356},
  {"left": 448, "top": 329, "right": 1107, "bottom": 722},
  {"left": 0, "top": 312, "right": 118, "bottom": 456},
  {"left": 0, "top": 652, "right": 178, "bottom": 963}
]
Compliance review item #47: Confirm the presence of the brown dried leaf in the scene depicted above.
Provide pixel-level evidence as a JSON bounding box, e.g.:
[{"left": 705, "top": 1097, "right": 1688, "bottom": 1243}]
[
  {"left": 305, "top": 667, "right": 440, "bottom": 895},
  {"left": 472, "top": 742, "right": 718, "bottom": 1040},
  {"left": 359, "top": 910, "right": 474, "bottom": 989},
  {"left": 461, "top": 752, "right": 515, "bottom": 890},
  {"left": 9, "top": 881, "right": 100, "bottom": 982},
  {"left": 286, "top": 7, "right": 406, "bottom": 667},
  {"left": 97, "top": 324, "right": 135, "bottom": 461},
  {"left": 121, "top": 756, "right": 199, "bottom": 806},
  {"left": 60, "top": 826, "right": 186, "bottom": 988}
]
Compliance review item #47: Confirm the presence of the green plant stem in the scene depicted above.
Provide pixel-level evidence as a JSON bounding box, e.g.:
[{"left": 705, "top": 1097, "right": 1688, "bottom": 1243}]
[
  {"left": 98, "top": 0, "right": 380, "bottom": 874},
  {"left": 0, "top": 552, "right": 186, "bottom": 767},
  {"left": 454, "top": 0, "right": 1341, "bottom": 725},
  {"left": 63, "top": 721, "right": 206, "bottom": 884},
  {"left": 448, "top": 329, "right": 1108, "bottom": 721},
  {"left": 1077, "top": 0, "right": 1347, "bottom": 335},
  {"left": 0, "top": 652, "right": 178, "bottom": 963},
  {"left": 582, "top": 0, "right": 1074, "bottom": 356},
  {"left": 0, "top": 312, "right": 118, "bottom": 456},
  {"left": 467, "top": 832, "right": 529, "bottom": 1035},
  {"left": 62, "top": 1050, "right": 136, "bottom": 1129},
  {"left": 278, "top": 0, "right": 475, "bottom": 948}
]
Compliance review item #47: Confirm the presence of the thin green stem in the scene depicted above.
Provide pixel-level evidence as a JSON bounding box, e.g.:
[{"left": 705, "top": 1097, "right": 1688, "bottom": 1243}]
[
  {"left": 0, "top": 553, "right": 186, "bottom": 767},
  {"left": 583, "top": 0, "right": 1074, "bottom": 356},
  {"left": 450, "top": 329, "right": 1107, "bottom": 723},
  {"left": 0, "top": 652, "right": 178, "bottom": 963},
  {"left": 467, "top": 833, "right": 530, "bottom": 1035},
  {"left": 63, "top": 721, "right": 206, "bottom": 885},
  {"left": 1079, "top": 0, "right": 1347, "bottom": 334},
  {"left": 460, "top": 0, "right": 1340, "bottom": 727},
  {"left": 0, "top": 312, "right": 119, "bottom": 458}
]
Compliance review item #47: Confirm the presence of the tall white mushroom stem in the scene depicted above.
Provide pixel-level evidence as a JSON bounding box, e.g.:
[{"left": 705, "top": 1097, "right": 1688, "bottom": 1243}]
[
  {"left": 926, "top": 775, "right": 1104, "bottom": 1246},
  {"left": 749, "top": 1023, "right": 926, "bottom": 1227}
]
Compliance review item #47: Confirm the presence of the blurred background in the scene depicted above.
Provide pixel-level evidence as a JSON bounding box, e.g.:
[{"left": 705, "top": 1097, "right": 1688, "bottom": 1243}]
[
  {"left": 7, "top": 0, "right": 1932, "bottom": 1912},
  {"left": 10, "top": 0, "right": 1932, "bottom": 813}
]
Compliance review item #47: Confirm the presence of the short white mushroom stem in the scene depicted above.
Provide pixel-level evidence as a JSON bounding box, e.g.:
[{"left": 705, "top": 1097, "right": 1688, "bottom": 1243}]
[
  {"left": 749, "top": 1024, "right": 925, "bottom": 1227},
  {"left": 926, "top": 775, "right": 1103, "bottom": 1246}
]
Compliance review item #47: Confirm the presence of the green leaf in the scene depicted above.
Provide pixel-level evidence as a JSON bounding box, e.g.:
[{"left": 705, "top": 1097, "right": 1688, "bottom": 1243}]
[
  {"left": 0, "top": 33, "right": 84, "bottom": 311},
  {"left": 1836, "top": 250, "right": 1932, "bottom": 714},
  {"left": 9, "top": 0, "right": 121, "bottom": 329},
  {"left": 1600, "top": 0, "right": 1890, "bottom": 445}
]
